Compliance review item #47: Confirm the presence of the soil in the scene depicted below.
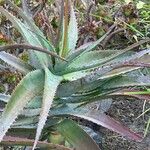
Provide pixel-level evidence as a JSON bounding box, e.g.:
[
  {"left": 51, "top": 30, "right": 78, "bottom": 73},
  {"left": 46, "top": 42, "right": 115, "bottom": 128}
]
[{"left": 100, "top": 98, "right": 150, "bottom": 150}]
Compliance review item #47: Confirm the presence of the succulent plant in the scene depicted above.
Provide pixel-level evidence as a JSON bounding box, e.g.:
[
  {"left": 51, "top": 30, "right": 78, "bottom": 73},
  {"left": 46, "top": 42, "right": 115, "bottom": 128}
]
[{"left": 0, "top": 0, "right": 150, "bottom": 150}]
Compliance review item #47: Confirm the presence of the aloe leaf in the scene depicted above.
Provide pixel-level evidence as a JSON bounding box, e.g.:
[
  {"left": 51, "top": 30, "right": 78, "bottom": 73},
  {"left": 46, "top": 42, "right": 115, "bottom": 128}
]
[
  {"left": 57, "top": 119, "right": 100, "bottom": 150},
  {"left": 102, "top": 74, "right": 150, "bottom": 90},
  {"left": 26, "top": 96, "right": 42, "bottom": 109},
  {"left": 68, "top": 2, "right": 78, "bottom": 54},
  {"left": 62, "top": 49, "right": 148, "bottom": 80},
  {"left": 60, "top": 63, "right": 150, "bottom": 99},
  {"left": 65, "top": 25, "right": 116, "bottom": 63},
  {"left": 0, "top": 7, "right": 51, "bottom": 69},
  {"left": 56, "top": 39, "right": 150, "bottom": 73},
  {"left": 51, "top": 104, "right": 142, "bottom": 142},
  {"left": 80, "top": 48, "right": 150, "bottom": 83},
  {"left": 0, "top": 94, "right": 42, "bottom": 109},
  {"left": 20, "top": 108, "right": 41, "bottom": 117},
  {"left": 0, "top": 52, "right": 33, "bottom": 74},
  {"left": 13, "top": 117, "right": 60, "bottom": 130},
  {"left": 33, "top": 68, "right": 62, "bottom": 150},
  {"left": 59, "top": 0, "right": 69, "bottom": 58},
  {"left": 13, "top": 116, "right": 39, "bottom": 127},
  {"left": 63, "top": 50, "right": 126, "bottom": 73},
  {"left": 59, "top": 73, "right": 150, "bottom": 104},
  {"left": 100, "top": 66, "right": 140, "bottom": 79},
  {"left": 0, "top": 94, "right": 10, "bottom": 103},
  {"left": 0, "top": 70, "right": 44, "bottom": 141},
  {"left": 0, "top": 7, "right": 40, "bottom": 46},
  {"left": 5, "top": 0, "right": 54, "bottom": 52},
  {"left": 73, "top": 113, "right": 143, "bottom": 142},
  {"left": 0, "top": 44, "right": 66, "bottom": 61},
  {"left": 56, "top": 40, "right": 110, "bottom": 72},
  {"left": 103, "top": 54, "right": 150, "bottom": 79},
  {"left": 63, "top": 69, "right": 91, "bottom": 81},
  {"left": 0, "top": 64, "right": 6, "bottom": 70},
  {"left": 64, "top": 47, "right": 150, "bottom": 74}
]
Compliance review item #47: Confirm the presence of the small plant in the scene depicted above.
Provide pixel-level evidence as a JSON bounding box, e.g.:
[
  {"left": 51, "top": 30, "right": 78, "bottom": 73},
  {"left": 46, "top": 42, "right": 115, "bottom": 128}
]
[{"left": 0, "top": 0, "right": 150, "bottom": 150}]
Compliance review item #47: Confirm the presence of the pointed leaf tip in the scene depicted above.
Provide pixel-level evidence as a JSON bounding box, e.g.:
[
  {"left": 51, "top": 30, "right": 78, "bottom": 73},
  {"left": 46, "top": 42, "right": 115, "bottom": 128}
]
[
  {"left": 0, "top": 70, "right": 44, "bottom": 142},
  {"left": 32, "top": 68, "right": 62, "bottom": 150},
  {"left": 68, "top": 1, "right": 78, "bottom": 54}
]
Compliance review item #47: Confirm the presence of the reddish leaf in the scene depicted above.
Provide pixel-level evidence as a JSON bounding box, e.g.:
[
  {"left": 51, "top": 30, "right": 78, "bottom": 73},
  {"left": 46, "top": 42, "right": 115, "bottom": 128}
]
[{"left": 73, "top": 112, "right": 143, "bottom": 142}]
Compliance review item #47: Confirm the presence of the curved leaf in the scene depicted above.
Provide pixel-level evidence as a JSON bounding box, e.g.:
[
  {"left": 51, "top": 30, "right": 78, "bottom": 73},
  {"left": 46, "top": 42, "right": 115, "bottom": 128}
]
[
  {"left": 102, "top": 75, "right": 150, "bottom": 90},
  {"left": 0, "top": 64, "right": 7, "bottom": 70},
  {"left": 57, "top": 119, "right": 100, "bottom": 150},
  {"left": 0, "top": 7, "right": 51, "bottom": 69},
  {"left": 0, "top": 70, "right": 44, "bottom": 141},
  {"left": 51, "top": 104, "right": 143, "bottom": 142},
  {"left": 5, "top": 0, "right": 55, "bottom": 52},
  {"left": 64, "top": 50, "right": 125, "bottom": 73},
  {"left": 55, "top": 29, "right": 115, "bottom": 72},
  {"left": 68, "top": 2, "right": 78, "bottom": 54},
  {"left": 0, "top": 52, "right": 33, "bottom": 74},
  {"left": 0, "top": 94, "right": 10, "bottom": 103},
  {"left": 73, "top": 113, "right": 143, "bottom": 142},
  {"left": 33, "top": 68, "right": 62, "bottom": 150}
]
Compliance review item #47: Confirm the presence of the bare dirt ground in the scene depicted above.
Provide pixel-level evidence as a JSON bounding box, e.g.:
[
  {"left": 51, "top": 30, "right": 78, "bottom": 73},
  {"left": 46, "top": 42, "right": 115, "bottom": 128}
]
[{"left": 101, "top": 98, "right": 150, "bottom": 150}]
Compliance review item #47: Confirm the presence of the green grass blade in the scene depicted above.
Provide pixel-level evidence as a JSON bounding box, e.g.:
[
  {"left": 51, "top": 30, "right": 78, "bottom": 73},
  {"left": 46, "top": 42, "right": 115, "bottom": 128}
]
[{"left": 144, "top": 118, "right": 150, "bottom": 137}]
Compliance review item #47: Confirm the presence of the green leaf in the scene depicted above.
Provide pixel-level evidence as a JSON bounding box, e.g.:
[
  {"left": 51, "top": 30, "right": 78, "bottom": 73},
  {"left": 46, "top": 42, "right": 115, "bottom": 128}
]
[
  {"left": 63, "top": 69, "right": 91, "bottom": 81},
  {"left": 0, "top": 70, "right": 44, "bottom": 141},
  {"left": 63, "top": 50, "right": 124, "bottom": 73},
  {"left": 33, "top": 68, "right": 62, "bottom": 150},
  {"left": 67, "top": 28, "right": 114, "bottom": 61},
  {"left": 63, "top": 47, "right": 150, "bottom": 74},
  {"left": 77, "top": 48, "right": 150, "bottom": 83},
  {"left": 0, "top": 94, "right": 10, "bottom": 103},
  {"left": 56, "top": 40, "right": 109, "bottom": 72},
  {"left": 68, "top": 2, "right": 78, "bottom": 54},
  {"left": 26, "top": 96, "right": 42, "bottom": 109},
  {"left": 13, "top": 117, "right": 59, "bottom": 130},
  {"left": 6, "top": 0, "right": 54, "bottom": 52},
  {"left": 0, "top": 7, "right": 51, "bottom": 69},
  {"left": 100, "top": 66, "right": 140, "bottom": 79},
  {"left": 59, "top": 0, "right": 69, "bottom": 58},
  {"left": 102, "top": 74, "right": 150, "bottom": 90},
  {"left": 51, "top": 104, "right": 142, "bottom": 142},
  {"left": 0, "top": 52, "right": 33, "bottom": 74},
  {"left": 0, "top": 94, "right": 42, "bottom": 109},
  {"left": 57, "top": 119, "right": 100, "bottom": 150},
  {"left": 62, "top": 52, "right": 133, "bottom": 82}
]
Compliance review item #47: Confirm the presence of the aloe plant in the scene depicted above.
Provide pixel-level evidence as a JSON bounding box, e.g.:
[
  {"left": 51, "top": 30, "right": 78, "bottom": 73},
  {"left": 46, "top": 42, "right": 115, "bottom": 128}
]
[{"left": 0, "top": 0, "right": 150, "bottom": 150}]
